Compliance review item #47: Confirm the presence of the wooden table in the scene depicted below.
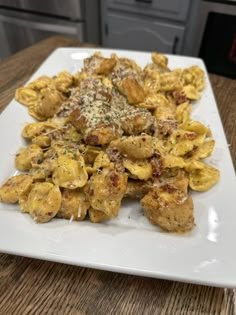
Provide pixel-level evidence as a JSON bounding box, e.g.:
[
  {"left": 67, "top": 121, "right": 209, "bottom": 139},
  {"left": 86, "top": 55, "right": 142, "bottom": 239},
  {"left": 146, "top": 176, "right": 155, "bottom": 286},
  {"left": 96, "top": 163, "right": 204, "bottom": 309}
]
[{"left": 0, "top": 36, "right": 235, "bottom": 315}]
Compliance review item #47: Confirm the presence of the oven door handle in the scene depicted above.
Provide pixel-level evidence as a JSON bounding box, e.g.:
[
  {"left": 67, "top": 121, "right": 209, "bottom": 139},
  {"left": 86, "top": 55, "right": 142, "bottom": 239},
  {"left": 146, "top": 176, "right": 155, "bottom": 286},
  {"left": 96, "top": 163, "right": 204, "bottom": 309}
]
[
  {"left": 172, "top": 36, "right": 179, "bottom": 54},
  {"left": 0, "top": 11, "right": 78, "bottom": 35}
]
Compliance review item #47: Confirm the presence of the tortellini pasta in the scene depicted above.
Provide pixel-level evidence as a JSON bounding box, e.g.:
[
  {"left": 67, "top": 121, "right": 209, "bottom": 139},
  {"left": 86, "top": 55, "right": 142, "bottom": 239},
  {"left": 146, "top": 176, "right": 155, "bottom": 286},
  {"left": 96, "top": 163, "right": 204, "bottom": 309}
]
[
  {"left": 123, "top": 159, "right": 152, "bottom": 181},
  {"left": 15, "top": 72, "right": 75, "bottom": 120},
  {"left": 15, "top": 144, "right": 44, "bottom": 171},
  {"left": 57, "top": 189, "right": 89, "bottom": 221},
  {"left": 88, "top": 208, "right": 111, "bottom": 223},
  {"left": 25, "top": 182, "right": 62, "bottom": 223},
  {"left": 0, "top": 174, "right": 33, "bottom": 203},
  {"left": 117, "top": 77, "right": 145, "bottom": 104},
  {"left": 84, "top": 167, "right": 128, "bottom": 218},
  {"left": 183, "top": 85, "right": 200, "bottom": 100},
  {"left": 185, "top": 160, "right": 220, "bottom": 191},
  {"left": 110, "top": 135, "right": 155, "bottom": 160},
  {"left": 15, "top": 88, "right": 38, "bottom": 107},
  {"left": 0, "top": 51, "right": 219, "bottom": 233},
  {"left": 52, "top": 154, "right": 88, "bottom": 189}
]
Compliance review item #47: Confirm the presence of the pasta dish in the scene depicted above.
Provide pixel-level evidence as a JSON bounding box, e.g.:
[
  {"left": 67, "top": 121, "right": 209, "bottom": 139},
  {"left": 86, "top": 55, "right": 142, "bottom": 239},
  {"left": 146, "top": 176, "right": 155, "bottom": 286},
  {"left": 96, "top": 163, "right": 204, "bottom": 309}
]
[{"left": 0, "top": 51, "right": 220, "bottom": 233}]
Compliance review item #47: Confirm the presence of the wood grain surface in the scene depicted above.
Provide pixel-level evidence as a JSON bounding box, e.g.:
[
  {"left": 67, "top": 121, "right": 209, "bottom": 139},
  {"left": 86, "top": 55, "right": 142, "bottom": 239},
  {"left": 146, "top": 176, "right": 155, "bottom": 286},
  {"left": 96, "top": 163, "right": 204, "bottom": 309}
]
[{"left": 0, "top": 37, "right": 235, "bottom": 315}]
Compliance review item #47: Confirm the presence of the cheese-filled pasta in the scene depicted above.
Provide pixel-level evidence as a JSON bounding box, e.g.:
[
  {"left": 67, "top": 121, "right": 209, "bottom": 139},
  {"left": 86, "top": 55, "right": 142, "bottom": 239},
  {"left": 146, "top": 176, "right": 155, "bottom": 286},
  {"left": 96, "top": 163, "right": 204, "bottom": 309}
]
[{"left": 0, "top": 51, "right": 220, "bottom": 233}]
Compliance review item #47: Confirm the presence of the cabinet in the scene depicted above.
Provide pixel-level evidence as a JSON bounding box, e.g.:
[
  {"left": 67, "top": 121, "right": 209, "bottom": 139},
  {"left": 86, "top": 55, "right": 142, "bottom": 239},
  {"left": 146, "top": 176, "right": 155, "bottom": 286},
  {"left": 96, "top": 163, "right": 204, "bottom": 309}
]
[
  {"left": 104, "top": 12, "right": 184, "bottom": 53},
  {"left": 107, "top": 0, "right": 190, "bottom": 22},
  {"left": 101, "top": 0, "right": 197, "bottom": 55}
]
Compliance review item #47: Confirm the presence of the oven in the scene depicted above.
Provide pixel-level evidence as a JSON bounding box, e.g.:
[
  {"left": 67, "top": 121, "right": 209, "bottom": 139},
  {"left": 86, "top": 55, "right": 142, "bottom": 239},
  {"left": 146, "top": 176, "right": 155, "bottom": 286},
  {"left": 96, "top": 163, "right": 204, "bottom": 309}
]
[
  {"left": 193, "top": 0, "right": 236, "bottom": 79},
  {"left": 0, "top": 0, "right": 100, "bottom": 60}
]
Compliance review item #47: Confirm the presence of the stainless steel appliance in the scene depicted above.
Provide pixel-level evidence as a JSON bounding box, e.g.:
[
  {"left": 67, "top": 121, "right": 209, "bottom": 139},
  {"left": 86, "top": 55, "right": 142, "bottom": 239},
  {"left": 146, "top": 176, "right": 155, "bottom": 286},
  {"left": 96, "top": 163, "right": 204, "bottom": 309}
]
[
  {"left": 192, "top": 0, "right": 236, "bottom": 78},
  {"left": 0, "top": 0, "right": 100, "bottom": 59}
]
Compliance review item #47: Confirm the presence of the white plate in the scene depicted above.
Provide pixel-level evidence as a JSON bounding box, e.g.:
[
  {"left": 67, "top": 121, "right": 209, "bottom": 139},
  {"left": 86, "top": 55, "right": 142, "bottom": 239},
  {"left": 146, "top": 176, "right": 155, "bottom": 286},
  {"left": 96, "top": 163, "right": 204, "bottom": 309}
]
[{"left": 0, "top": 48, "right": 236, "bottom": 288}]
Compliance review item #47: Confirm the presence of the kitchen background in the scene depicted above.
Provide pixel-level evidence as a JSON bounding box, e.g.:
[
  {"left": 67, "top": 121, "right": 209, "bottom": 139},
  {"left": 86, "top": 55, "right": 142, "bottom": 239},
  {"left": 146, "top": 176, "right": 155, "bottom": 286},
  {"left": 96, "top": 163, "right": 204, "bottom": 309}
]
[{"left": 0, "top": 0, "right": 235, "bottom": 78}]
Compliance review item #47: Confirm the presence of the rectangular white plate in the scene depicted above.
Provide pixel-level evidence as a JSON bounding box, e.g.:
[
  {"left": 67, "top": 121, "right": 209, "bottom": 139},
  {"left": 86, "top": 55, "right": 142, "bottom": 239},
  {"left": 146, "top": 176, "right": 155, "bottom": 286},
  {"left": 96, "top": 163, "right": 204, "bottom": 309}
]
[{"left": 0, "top": 48, "right": 236, "bottom": 288}]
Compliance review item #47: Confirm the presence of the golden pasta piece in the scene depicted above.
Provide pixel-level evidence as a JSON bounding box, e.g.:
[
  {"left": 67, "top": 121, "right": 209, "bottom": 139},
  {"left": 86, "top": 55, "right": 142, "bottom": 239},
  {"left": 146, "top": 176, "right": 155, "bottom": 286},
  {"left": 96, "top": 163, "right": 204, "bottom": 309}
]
[
  {"left": 195, "top": 78, "right": 205, "bottom": 92},
  {"left": 112, "top": 55, "right": 142, "bottom": 76},
  {"left": 18, "top": 194, "right": 29, "bottom": 213},
  {"left": 94, "top": 57, "right": 117, "bottom": 75},
  {"left": 110, "top": 135, "right": 154, "bottom": 160},
  {"left": 138, "top": 94, "right": 159, "bottom": 110},
  {"left": 143, "top": 63, "right": 158, "bottom": 76},
  {"left": 163, "top": 155, "right": 186, "bottom": 168},
  {"left": 117, "top": 78, "right": 145, "bottom": 104},
  {"left": 123, "top": 159, "right": 152, "bottom": 181},
  {"left": 34, "top": 88, "right": 65, "bottom": 119},
  {"left": 171, "top": 134, "right": 205, "bottom": 156},
  {"left": 169, "top": 133, "right": 205, "bottom": 156},
  {"left": 54, "top": 71, "right": 74, "bottom": 93},
  {"left": 168, "top": 129, "right": 197, "bottom": 145},
  {"left": 57, "top": 189, "right": 89, "bottom": 221},
  {"left": 181, "top": 120, "right": 212, "bottom": 137},
  {"left": 47, "top": 141, "right": 73, "bottom": 158},
  {"left": 0, "top": 174, "right": 33, "bottom": 203},
  {"left": 93, "top": 152, "right": 112, "bottom": 170},
  {"left": 175, "top": 102, "right": 192, "bottom": 124},
  {"left": 182, "top": 71, "right": 193, "bottom": 86},
  {"left": 29, "top": 167, "right": 47, "bottom": 181},
  {"left": 84, "top": 51, "right": 116, "bottom": 75},
  {"left": 80, "top": 145, "right": 102, "bottom": 164},
  {"left": 15, "top": 144, "right": 44, "bottom": 171},
  {"left": 27, "top": 76, "right": 53, "bottom": 90},
  {"left": 53, "top": 129, "right": 77, "bottom": 144},
  {"left": 188, "top": 162, "right": 220, "bottom": 191},
  {"left": 151, "top": 138, "right": 167, "bottom": 156},
  {"left": 32, "top": 135, "right": 51, "bottom": 148},
  {"left": 15, "top": 87, "right": 38, "bottom": 107},
  {"left": 183, "top": 66, "right": 205, "bottom": 92},
  {"left": 171, "top": 140, "right": 195, "bottom": 156},
  {"left": 192, "top": 140, "right": 215, "bottom": 160},
  {"left": 124, "top": 180, "right": 150, "bottom": 199},
  {"left": 141, "top": 189, "right": 194, "bottom": 233},
  {"left": 168, "top": 131, "right": 206, "bottom": 154},
  {"left": 183, "top": 85, "right": 200, "bottom": 100},
  {"left": 88, "top": 208, "right": 110, "bottom": 223},
  {"left": 85, "top": 125, "right": 121, "bottom": 146},
  {"left": 63, "top": 127, "right": 82, "bottom": 142},
  {"left": 153, "top": 96, "right": 176, "bottom": 120},
  {"left": 159, "top": 72, "right": 182, "bottom": 92},
  {"left": 30, "top": 158, "right": 57, "bottom": 181},
  {"left": 139, "top": 92, "right": 171, "bottom": 110},
  {"left": 85, "top": 168, "right": 127, "bottom": 217},
  {"left": 122, "top": 57, "right": 142, "bottom": 73},
  {"left": 193, "top": 133, "right": 206, "bottom": 146},
  {"left": 151, "top": 52, "right": 168, "bottom": 69},
  {"left": 171, "top": 68, "right": 184, "bottom": 79},
  {"left": 194, "top": 134, "right": 206, "bottom": 146},
  {"left": 184, "top": 159, "right": 204, "bottom": 172},
  {"left": 121, "top": 110, "right": 154, "bottom": 135},
  {"left": 143, "top": 70, "right": 160, "bottom": 94},
  {"left": 26, "top": 182, "right": 61, "bottom": 223},
  {"left": 52, "top": 154, "right": 88, "bottom": 189},
  {"left": 190, "top": 66, "right": 204, "bottom": 78},
  {"left": 28, "top": 104, "right": 47, "bottom": 121},
  {"left": 21, "top": 121, "right": 56, "bottom": 139},
  {"left": 73, "top": 70, "right": 88, "bottom": 85}
]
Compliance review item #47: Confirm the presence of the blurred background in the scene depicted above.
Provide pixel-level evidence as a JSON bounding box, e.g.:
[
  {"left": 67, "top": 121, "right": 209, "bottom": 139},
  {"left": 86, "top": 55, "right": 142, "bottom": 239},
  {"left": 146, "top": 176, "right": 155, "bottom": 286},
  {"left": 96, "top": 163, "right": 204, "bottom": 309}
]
[{"left": 0, "top": 0, "right": 235, "bottom": 78}]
